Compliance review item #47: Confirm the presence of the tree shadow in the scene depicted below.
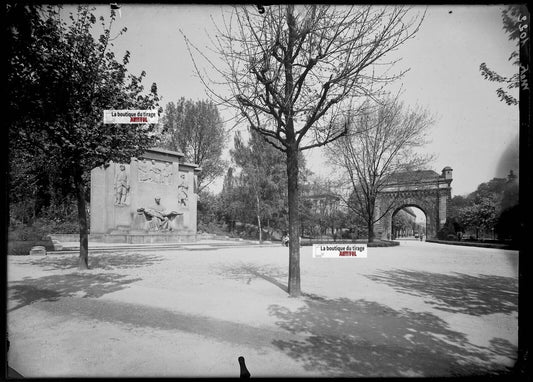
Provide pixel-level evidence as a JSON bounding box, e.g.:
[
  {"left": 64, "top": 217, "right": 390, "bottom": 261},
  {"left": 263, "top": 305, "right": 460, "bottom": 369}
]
[
  {"left": 24, "top": 252, "right": 166, "bottom": 271},
  {"left": 268, "top": 294, "right": 517, "bottom": 377},
  {"left": 216, "top": 262, "right": 288, "bottom": 293},
  {"left": 8, "top": 272, "right": 142, "bottom": 312},
  {"left": 366, "top": 270, "right": 518, "bottom": 316}
]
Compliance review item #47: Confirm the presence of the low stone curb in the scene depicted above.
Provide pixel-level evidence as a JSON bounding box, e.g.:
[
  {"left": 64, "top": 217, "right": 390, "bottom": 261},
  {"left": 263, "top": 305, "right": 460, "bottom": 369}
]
[
  {"left": 426, "top": 239, "right": 517, "bottom": 250},
  {"left": 44, "top": 241, "right": 280, "bottom": 255}
]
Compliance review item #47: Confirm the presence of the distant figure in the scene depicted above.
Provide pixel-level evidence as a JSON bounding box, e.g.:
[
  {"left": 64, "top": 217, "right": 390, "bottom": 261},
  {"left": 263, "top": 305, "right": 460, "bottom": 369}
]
[
  {"left": 281, "top": 234, "right": 302, "bottom": 246},
  {"left": 281, "top": 233, "right": 289, "bottom": 247},
  {"left": 238, "top": 356, "right": 251, "bottom": 378}
]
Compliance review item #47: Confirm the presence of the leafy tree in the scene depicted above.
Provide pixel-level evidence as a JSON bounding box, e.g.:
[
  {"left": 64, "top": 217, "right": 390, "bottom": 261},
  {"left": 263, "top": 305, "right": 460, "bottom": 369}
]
[
  {"left": 492, "top": 170, "right": 518, "bottom": 242},
  {"left": 448, "top": 195, "right": 470, "bottom": 220},
  {"left": 7, "top": 4, "right": 72, "bottom": 225},
  {"left": 392, "top": 209, "right": 415, "bottom": 238},
  {"left": 160, "top": 98, "right": 227, "bottom": 191},
  {"left": 327, "top": 97, "right": 434, "bottom": 242},
  {"left": 299, "top": 197, "right": 316, "bottom": 237},
  {"left": 301, "top": 177, "right": 344, "bottom": 239},
  {"left": 231, "top": 129, "right": 288, "bottom": 242},
  {"left": 342, "top": 205, "right": 369, "bottom": 240},
  {"left": 495, "top": 204, "right": 520, "bottom": 242},
  {"left": 458, "top": 196, "right": 499, "bottom": 239},
  {"left": 7, "top": 5, "right": 161, "bottom": 269},
  {"left": 479, "top": 5, "right": 523, "bottom": 105},
  {"left": 219, "top": 167, "right": 246, "bottom": 232},
  {"left": 468, "top": 177, "right": 507, "bottom": 204},
  {"left": 499, "top": 170, "right": 519, "bottom": 211},
  {"left": 184, "top": 5, "right": 424, "bottom": 296},
  {"left": 450, "top": 171, "right": 519, "bottom": 241},
  {"left": 9, "top": 131, "right": 84, "bottom": 229},
  {"left": 326, "top": 209, "right": 346, "bottom": 240},
  {"left": 196, "top": 190, "right": 223, "bottom": 233}
]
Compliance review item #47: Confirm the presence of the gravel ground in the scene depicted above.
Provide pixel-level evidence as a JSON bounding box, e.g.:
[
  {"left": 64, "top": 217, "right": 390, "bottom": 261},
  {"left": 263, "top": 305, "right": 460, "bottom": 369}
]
[{"left": 7, "top": 240, "right": 518, "bottom": 378}]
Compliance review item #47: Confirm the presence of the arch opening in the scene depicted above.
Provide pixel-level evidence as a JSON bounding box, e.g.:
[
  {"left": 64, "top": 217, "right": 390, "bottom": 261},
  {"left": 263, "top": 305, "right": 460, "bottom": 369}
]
[{"left": 391, "top": 205, "right": 427, "bottom": 241}]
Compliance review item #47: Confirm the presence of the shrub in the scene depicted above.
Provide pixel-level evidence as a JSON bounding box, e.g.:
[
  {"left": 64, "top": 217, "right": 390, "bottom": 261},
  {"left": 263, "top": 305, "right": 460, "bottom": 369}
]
[
  {"left": 437, "top": 219, "right": 457, "bottom": 240},
  {"left": 495, "top": 204, "right": 520, "bottom": 242},
  {"left": 8, "top": 223, "right": 48, "bottom": 241},
  {"left": 197, "top": 220, "right": 227, "bottom": 236}
]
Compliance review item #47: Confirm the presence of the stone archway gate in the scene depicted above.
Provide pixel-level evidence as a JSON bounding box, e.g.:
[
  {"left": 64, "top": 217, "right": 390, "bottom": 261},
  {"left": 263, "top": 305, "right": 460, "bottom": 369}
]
[{"left": 374, "top": 167, "right": 453, "bottom": 240}]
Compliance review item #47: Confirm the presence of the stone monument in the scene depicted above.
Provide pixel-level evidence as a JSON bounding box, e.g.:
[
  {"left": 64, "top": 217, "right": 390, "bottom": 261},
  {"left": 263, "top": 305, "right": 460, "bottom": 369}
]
[{"left": 90, "top": 148, "right": 200, "bottom": 243}]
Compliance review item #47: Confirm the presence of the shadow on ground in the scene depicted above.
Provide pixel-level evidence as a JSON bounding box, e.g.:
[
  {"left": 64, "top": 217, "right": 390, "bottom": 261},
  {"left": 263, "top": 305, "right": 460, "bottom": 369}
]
[
  {"left": 366, "top": 269, "right": 518, "bottom": 316},
  {"left": 8, "top": 272, "right": 142, "bottom": 312},
  {"left": 8, "top": 253, "right": 165, "bottom": 312},
  {"left": 24, "top": 252, "right": 166, "bottom": 271},
  {"left": 215, "top": 262, "right": 288, "bottom": 293},
  {"left": 215, "top": 263, "right": 517, "bottom": 377},
  {"left": 268, "top": 294, "right": 517, "bottom": 377}
]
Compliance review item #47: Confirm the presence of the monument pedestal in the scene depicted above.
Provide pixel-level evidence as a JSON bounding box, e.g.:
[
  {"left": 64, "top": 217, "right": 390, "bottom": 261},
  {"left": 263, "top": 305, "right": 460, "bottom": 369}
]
[{"left": 102, "top": 231, "right": 197, "bottom": 244}]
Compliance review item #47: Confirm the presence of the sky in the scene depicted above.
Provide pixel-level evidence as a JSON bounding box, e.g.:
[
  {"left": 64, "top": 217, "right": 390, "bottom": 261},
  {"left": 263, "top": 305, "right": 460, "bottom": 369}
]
[{"left": 76, "top": 4, "right": 519, "bottom": 197}]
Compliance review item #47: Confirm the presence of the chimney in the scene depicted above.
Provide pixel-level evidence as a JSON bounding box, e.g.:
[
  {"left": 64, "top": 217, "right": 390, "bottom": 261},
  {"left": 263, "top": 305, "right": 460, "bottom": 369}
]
[
  {"left": 507, "top": 169, "right": 517, "bottom": 183},
  {"left": 441, "top": 166, "right": 453, "bottom": 181}
]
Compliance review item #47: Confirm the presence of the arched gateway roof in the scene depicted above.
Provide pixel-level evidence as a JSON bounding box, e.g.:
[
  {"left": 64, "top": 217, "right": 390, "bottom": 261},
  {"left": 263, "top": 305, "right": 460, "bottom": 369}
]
[{"left": 385, "top": 170, "right": 441, "bottom": 186}]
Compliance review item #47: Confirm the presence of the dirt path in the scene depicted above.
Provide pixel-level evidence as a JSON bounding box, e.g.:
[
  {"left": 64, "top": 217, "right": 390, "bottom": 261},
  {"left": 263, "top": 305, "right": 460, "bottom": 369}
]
[{"left": 7, "top": 241, "right": 519, "bottom": 377}]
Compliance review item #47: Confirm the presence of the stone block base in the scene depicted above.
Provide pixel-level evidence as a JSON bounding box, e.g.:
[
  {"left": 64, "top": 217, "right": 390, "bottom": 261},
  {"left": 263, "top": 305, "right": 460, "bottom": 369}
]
[
  {"left": 102, "top": 232, "right": 197, "bottom": 244},
  {"left": 29, "top": 246, "right": 47, "bottom": 256}
]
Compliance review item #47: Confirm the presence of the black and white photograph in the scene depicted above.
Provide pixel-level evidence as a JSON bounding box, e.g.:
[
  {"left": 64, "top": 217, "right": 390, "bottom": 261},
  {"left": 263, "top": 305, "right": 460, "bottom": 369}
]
[{"left": 5, "top": 3, "right": 528, "bottom": 378}]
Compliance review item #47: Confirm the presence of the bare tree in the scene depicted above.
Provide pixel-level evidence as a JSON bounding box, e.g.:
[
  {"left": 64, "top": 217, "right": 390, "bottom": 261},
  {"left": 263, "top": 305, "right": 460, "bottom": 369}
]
[
  {"left": 327, "top": 97, "right": 434, "bottom": 242},
  {"left": 183, "top": 5, "right": 424, "bottom": 296}
]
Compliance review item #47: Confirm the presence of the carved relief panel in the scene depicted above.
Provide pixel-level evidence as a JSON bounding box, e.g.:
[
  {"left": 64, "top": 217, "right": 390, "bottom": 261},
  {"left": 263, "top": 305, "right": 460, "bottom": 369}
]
[{"left": 137, "top": 158, "right": 173, "bottom": 185}]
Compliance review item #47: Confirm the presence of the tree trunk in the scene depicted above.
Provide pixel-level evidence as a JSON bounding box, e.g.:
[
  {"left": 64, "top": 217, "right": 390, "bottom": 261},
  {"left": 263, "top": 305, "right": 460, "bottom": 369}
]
[
  {"left": 74, "top": 167, "right": 89, "bottom": 270},
  {"left": 367, "top": 220, "right": 375, "bottom": 243},
  {"left": 367, "top": 200, "right": 376, "bottom": 243},
  {"left": 256, "top": 194, "right": 262, "bottom": 243},
  {"left": 284, "top": 5, "right": 301, "bottom": 297},
  {"left": 286, "top": 146, "right": 301, "bottom": 297}
]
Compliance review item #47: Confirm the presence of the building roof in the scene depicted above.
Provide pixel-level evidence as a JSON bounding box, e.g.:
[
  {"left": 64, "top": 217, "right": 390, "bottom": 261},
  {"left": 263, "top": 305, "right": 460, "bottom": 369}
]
[
  {"left": 305, "top": 193, "right": 340, "bottom": 201},
  {"left": 148, "top": 147, "right": 185, "bottom": 157},
  {"left": 386, "top": 170, "right": 440, "bottom": 185}
]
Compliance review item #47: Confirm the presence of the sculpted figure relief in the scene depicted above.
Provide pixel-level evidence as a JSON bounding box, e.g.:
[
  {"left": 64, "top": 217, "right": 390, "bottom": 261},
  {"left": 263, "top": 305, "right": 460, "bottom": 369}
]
[
  {"left": 149, "top": 160, "right": 162, "bottom": 183},
  {"left": 114, "top": 164, "right": 130, "bottom": 205},
  {"left": 137, "top": 197, "right": 180, "bottom": 231},
  {"left": 162, "top": 162, "right": 173, "bottom": 185},
  {"left": 177, "top": 173, "right": 189, "bottom": 206},
  {"left": 137, "top": 158, "right": 151, "bottom": 182},
  {"left": 137, "top": 159, "right": 172, "bottom": 184}
]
